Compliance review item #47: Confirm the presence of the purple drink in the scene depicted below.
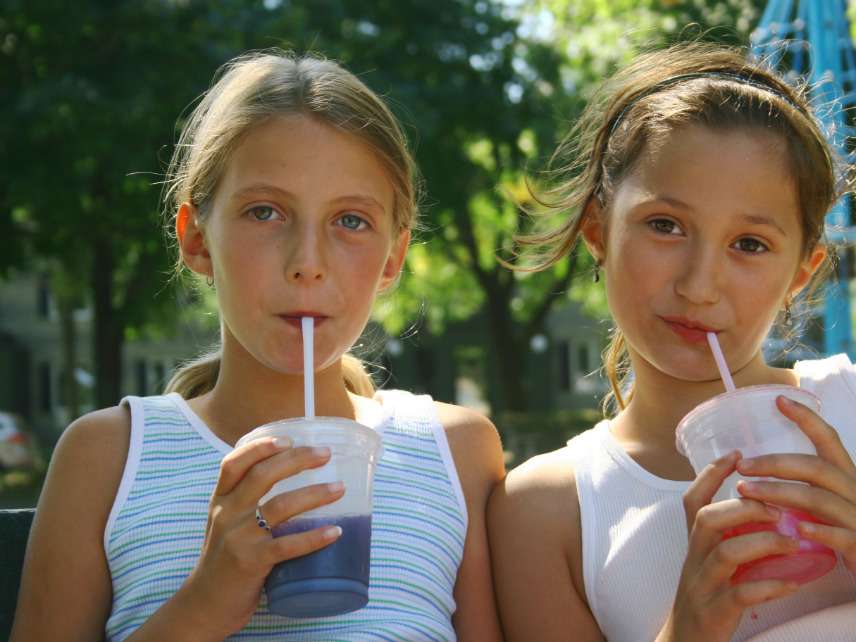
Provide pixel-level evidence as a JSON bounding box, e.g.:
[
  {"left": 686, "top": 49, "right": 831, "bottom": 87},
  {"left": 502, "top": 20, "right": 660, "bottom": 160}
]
[{"left": 265, "top": 514, "right": 372, "bottom": 618}]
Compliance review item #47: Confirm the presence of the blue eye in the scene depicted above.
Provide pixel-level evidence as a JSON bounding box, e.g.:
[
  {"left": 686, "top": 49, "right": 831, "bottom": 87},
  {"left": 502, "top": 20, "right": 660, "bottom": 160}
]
[
  {"left": 339, "top": 213, "right": 367, "bottom": 230},
  {"left": 247, "top": 206, "right": 277, "bottom": 221}
]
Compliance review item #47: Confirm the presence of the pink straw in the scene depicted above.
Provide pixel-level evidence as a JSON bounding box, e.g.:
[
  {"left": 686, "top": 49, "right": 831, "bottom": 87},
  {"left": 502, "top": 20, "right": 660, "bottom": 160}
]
[{"left": 706, "top": 332, "right": 735, "bottom": 393}]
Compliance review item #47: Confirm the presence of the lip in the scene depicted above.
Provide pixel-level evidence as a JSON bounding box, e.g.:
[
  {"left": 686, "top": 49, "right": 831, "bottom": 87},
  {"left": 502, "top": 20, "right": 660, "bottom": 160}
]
[
  {"left": 278, "top": 313, "right": 329, "bottom": 329},
  {"left": 660, "top": 316, "right": 719, "bottom": 344}
]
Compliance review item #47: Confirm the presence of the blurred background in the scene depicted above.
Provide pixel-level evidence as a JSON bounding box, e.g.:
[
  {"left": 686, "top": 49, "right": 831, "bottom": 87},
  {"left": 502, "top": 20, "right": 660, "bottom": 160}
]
[{"left": 2, "top": 0, "right": 855, "bottom": 507}]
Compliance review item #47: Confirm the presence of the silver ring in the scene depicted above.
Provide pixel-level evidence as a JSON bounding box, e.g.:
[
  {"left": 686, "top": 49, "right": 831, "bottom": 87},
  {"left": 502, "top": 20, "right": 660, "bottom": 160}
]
[{"left": 255, "top": 505, "right": 270, "bottom": 531}]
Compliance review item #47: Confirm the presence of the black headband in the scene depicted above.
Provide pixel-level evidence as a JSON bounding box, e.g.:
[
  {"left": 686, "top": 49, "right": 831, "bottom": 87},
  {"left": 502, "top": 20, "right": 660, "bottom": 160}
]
[{"left": 606, "top": 70, "right": 804, "bottom": 138}]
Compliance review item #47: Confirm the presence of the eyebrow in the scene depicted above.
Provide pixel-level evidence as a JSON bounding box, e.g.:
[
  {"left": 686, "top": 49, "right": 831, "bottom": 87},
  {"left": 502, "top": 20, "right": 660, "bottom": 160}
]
[
  {"left": 229, "top": 183, "right": 386, "bottom": 211},
  {"left": 649, "top": 195, "right": 789, "bottom": 236}
]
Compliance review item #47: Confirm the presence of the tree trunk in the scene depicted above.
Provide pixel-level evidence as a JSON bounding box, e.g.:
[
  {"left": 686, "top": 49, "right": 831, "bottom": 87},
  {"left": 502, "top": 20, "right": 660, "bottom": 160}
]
[
  {"left": 93, "top": 238, "right": 123, "bottom": 408},
  {"left": 484, "top": 289, "right": 528, "bottom": 412}
]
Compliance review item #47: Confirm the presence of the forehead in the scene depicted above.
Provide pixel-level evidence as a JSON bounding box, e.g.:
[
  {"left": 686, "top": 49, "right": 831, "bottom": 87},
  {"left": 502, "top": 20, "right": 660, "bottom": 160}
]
[
  {"left": 617, "top": 125, "right": 801, "bottom": 226},
  {"left": 217, "top": 115, "right": 395, "bottom": 210}
]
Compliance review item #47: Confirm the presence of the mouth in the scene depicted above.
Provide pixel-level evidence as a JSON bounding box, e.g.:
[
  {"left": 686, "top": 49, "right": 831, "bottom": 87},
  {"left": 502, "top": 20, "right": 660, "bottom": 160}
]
[
  {"left": 660, "top": 316, "right": 719, "bottom": 344},
  {"left": 278, "top": 313, "right": 329, "bottom": 330}
]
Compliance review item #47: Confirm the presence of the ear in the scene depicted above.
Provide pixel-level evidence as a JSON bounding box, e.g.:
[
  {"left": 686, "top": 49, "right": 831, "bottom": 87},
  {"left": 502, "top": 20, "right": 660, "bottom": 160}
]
[
  {"left": 788, "top": 244, "right": 827, "bottom": 297},
  {"left": 580, "top": 196, "right": 606, "bottom": 264},
  {"left": 176, "top": 202, "right": 213, "bottom": 278},
  {"left": 379, "top": 228, "right": 411, "bottom": 292}
]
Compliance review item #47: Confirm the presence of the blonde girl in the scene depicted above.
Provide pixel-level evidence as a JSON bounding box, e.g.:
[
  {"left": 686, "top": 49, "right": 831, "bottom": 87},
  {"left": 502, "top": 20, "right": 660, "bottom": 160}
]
[{"left": 11, "top": 50, "right": 504, "bottom": 642}]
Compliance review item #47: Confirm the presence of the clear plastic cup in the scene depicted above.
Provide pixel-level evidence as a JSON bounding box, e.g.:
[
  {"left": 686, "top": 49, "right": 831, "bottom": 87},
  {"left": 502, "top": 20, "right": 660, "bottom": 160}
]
[
  {"left": 676, "top": 385, "right": 836, "bottom": 585},
  {"left": 236, "top": 417, "right": 382, "bottom": 617}
]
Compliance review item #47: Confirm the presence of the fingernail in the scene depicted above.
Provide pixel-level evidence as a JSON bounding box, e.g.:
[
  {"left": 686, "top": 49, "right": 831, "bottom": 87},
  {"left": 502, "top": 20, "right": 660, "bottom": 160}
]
[
  {"left": 799, "top": 522, "right": 816, "bottom": 534},
  {"left": 740, "top": 458, "right": 755, "bottom": 471},
  {"left": 328, "top": 481, "right": 345, "bottom": 493},
  {"left": 741, "top": 481, "right": 757, "bottom": 493},
  {"left": 274, "top": 437, "right": 292, "bottom": 449},
  {"left": 312, "top": 446, "right": 331, "bottom": 457},
  {"left": 779, "top": 395, "right": 795, "bottom": 407},
  {"left": 324, "top": 525, "right": 343, "bottom": 540}
]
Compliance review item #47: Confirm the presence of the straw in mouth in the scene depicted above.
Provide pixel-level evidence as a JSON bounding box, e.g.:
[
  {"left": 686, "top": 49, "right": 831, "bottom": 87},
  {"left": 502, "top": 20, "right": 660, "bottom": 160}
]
[
  {"left": 706, "top": 332, "right": 736, "bottom": 393},
  {"left": 302, "top": 317, "right": 315, "bottom": 418}
]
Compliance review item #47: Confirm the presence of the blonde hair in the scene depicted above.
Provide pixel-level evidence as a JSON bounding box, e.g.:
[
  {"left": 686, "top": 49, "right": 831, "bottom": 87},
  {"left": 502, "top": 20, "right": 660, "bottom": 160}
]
[
  {"left": 518, "top": 41, "right": 848, "bottom": 414},
  {"left": 163, "top": 50, "right": 419, "bottom": 399}
]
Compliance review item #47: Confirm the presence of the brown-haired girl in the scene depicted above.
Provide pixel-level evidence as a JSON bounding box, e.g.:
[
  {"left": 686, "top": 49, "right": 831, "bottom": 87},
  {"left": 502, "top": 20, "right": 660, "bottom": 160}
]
[
  {"left": 489, "top": 41, "right": 856, "bottom": 642},
  {"left": 11, "top": 50, "right": 504, "bottom": 642}
]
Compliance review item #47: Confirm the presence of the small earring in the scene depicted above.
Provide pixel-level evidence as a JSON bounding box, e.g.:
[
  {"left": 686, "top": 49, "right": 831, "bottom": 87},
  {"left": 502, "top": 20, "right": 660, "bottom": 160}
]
[
  {"left": 784, "top": 298, "right": 793, "bottom": 325},
  {"left": 592, "top": 261, "right": 601, "bottom": 283},
  {"left": 206, "top": 275, "right": 215, "bottom": 289}
]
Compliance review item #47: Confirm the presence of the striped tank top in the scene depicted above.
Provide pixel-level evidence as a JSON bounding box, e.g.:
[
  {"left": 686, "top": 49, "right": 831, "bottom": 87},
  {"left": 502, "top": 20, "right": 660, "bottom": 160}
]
[{"left": 104, "top": 390, "right": 467, "bottom": 641}]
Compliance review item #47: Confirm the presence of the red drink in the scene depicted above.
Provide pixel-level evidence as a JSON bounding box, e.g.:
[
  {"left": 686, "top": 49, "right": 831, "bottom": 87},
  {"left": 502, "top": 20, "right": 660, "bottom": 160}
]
[{"left": 724, "top": 508, "right": 836, "bottom": 585}]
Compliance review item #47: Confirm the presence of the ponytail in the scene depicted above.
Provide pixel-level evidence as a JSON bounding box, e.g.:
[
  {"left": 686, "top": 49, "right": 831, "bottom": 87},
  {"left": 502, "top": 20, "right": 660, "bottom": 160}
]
[
  {"left": 342, "top": 353, "right": 375, "bottom": 398},
  {"left": 602, "top": 329, "right": 632, "bottom": 416},
  {"left": 164, "top": 348, "right": 375, "bottom": 400},
  {"left": 164, "top": 348, "right": 221, "bottom": 399}
]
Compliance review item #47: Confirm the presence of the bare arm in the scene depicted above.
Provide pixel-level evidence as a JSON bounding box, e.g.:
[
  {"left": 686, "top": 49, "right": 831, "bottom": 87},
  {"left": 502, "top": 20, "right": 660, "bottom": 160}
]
[
  {"left": 488, "top": 449, "right": 604, "bottom": 642},
  {"left": 436, "top": 402, "right": 505, "bottom": 642},
  {"left": 10, "top": 406, "right": 132, "bottom": 642}
]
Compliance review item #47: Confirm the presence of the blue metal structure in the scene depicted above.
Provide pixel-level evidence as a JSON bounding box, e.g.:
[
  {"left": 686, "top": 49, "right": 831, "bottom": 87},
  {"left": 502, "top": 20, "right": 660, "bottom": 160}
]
[{"left": 752, "top": 0, "right": 855, "bottom": 358}]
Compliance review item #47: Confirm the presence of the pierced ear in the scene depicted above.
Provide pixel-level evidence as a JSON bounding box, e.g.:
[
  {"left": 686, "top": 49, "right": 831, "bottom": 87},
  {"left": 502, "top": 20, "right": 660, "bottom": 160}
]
[
  {"left": 580, "top": 196, "right": 606, "bottom": 264},
  {"left": 788, "top": 245, "right": 827, "bottom": 297},
  {"left": 379, "top": 229, "right": 411, "bottom": 292},
  {"left": 176, "top": 203, "right": 212, "bottom": 278}
]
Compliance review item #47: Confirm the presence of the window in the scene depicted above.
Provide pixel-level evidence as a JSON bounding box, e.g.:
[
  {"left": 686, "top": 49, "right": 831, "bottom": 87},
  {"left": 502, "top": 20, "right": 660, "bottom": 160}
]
[
  {"left": 577, "top": 343, "right": 591, "bottom": 375},
  {"left": 135, "top": 359, "right": 148, "bottom": 396},
  {"left": 39, "top": 362, "right": 52, "bottom": 412},
  {"left": 37, "top": 277, "right": 51, "bottom": 318},
  {"left": 557, "top": 340, "right": 570, "bottom": 391}
]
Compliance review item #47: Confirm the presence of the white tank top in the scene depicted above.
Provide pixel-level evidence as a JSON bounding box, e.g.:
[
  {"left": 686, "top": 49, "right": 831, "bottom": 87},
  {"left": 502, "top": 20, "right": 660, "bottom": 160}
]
[{"left": 567, "top": 354, "right": 856, "bottom": 642}]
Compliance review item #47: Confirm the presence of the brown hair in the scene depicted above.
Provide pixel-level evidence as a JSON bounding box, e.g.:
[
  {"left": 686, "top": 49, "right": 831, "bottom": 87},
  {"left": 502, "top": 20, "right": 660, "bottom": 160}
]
[
  {"left": 518, "top": 41, "right": 847, "bottom": 414},
  {"left": 162, "top": 50, "right": 419, "bottom": 399}
]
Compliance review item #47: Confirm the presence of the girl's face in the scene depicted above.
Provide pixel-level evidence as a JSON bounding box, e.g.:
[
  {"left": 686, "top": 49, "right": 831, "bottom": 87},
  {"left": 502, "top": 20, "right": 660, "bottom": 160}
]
[
  {"left": 181, "top": 115, "right": 408, "bottom": 375},
  {"left": 585, "top": 124, "right": 824, "bottom": 382}
]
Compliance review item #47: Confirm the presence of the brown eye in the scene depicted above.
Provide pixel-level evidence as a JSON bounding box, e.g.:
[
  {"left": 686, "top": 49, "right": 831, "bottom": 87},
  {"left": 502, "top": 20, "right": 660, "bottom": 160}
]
[
  {"left": 734, "top": 237, "right": 768, "bottom": 253},
  {"left": 649, "top": 218, "right": 679, "bottom": 235}
]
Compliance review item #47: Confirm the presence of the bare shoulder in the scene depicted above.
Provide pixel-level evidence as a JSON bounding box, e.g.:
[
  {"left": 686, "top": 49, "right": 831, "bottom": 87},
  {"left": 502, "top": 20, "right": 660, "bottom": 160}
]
[
  {"left": 434, "top": 402, "right": 504, "bottom": 476},
  {"left": 43, "top": 404, "right": 132, "bottom": 527},
  {"left": 491, "top": 446, "right": 579, "bottom": 540},
  {"left": 53, "top": 405, "right": 131, "bottom": 485},
  {"left": 10, "top": 405, "right": 132, "bottom": 640}
]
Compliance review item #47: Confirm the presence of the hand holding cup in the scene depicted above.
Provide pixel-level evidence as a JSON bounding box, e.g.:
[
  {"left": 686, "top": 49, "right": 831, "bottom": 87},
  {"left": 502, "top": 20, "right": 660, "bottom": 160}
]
[
  {"left": 735, "top": 395, "right": 856, "bottom": 575},
  {"left": 175, "top": 437, "right": 344, "bottom": 639}
]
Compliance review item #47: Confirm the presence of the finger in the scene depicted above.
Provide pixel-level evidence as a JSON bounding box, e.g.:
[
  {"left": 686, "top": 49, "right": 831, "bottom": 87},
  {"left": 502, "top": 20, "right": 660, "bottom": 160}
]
[
  {"left": 737, "top": 479, "right": 856, "bottom": 530},
  {"left": 708, "top": 578, "right": 800, "bottom": 615},
  {"left": 260, "top": 481, "right": 346, "bottom": 528},
  {"left": 230, "top": 446, "right": 332, "bottom": 508},
  {"left": 776, "top": 396, "right": 856, "bottom": 473},
  {"left": 698, "top": 531, "right": 801, "bottom": 588},
  {"left": 683, "top": 450, "right": 742, "bottom": 532},
  {"left": 263, "top": 523, "right": 343, "bottom": 565},
  {"left": 215, "top": 437, "right": 292, "bottom": 496},
  {"left": 798, "top": 521, "right": 856, "bottom": 567},
  {"left": 737, "top": 454, "right": 856, "bottom": 501},
  {"left": 686, "top": 498, "right": 780, "bottom": 569}
]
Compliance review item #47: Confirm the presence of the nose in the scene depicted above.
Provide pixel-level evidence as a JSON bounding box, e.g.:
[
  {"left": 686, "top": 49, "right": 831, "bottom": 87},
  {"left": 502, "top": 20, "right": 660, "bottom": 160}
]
[
  {"left": 673, "top": 243, "right": 722, "bottom": 305},
  {"left": 284, "top": 224, "right": 326, "bottom": 283}
]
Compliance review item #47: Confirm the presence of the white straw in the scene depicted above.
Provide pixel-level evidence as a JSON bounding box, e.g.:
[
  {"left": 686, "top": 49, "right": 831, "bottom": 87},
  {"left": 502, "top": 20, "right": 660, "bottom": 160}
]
[
  {"left": 706, "top": 332, "right": 735, "bottom": 393},
  {"left": 302, "top": 317, "right": 315, "bottom": 418}
]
